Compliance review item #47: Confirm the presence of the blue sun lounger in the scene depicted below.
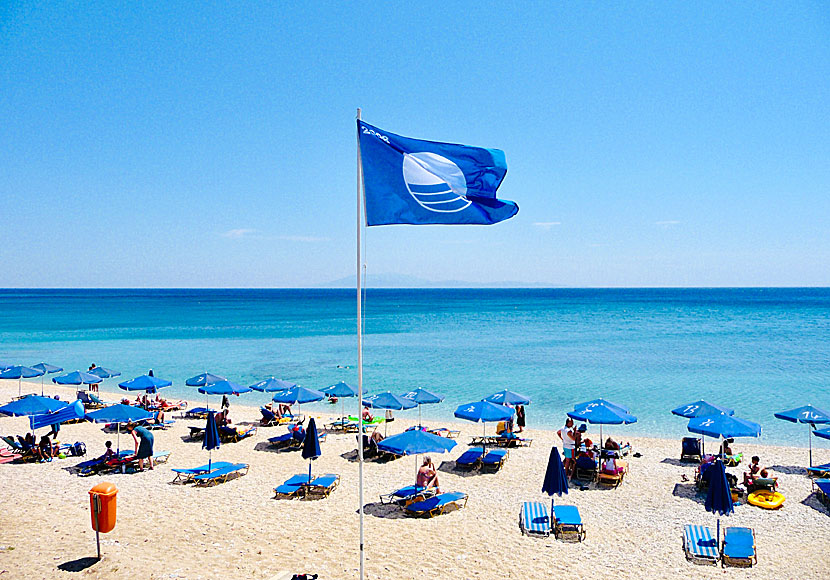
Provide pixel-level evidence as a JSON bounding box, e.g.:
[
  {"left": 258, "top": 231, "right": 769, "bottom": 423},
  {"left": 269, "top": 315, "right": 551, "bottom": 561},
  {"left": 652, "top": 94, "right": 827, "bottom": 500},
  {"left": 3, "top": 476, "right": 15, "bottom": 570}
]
[
  {"left": 814, "top": 479, "right": 830, "bottom": 507},
  {"left": 184, "top": 407, "right": 214, "bottom": 419},
  {"left": 303, "top": 474, "right": 340, "bottom": 499},
  {"left": 379, "top": 485, "right": 435, "bottom": 506},
  {"left": 553, "top": 505, "right": 585, "bottom": 542},
  {"left": 193, "top": 463, "right": 249, "bottom": 486},
  {"left": 274, "top": 473, "right": 313, "bottom": 498},
  {"left": 481, "top": 448, "right": 508, "bottom": 471},
  {"left": 172, "top": 461, "right": 235, "bottom": 483},
  {"left": 807, "top": 463, "right": 830, "bottom": 477},
  {"left": 722, "top": 527, "right": 756, "bottom": 567},
  {"left": 455, "top": 448, "right": 484, "bottom": 469},
  {"left": 683, "top": 524, "right": 718, "bottom": 565},
  {"left": 519, "top": 502, "right": 551, "bottom": 537},
  {"left": 404, "top": 491, "right": 468, "bottom": 517}
]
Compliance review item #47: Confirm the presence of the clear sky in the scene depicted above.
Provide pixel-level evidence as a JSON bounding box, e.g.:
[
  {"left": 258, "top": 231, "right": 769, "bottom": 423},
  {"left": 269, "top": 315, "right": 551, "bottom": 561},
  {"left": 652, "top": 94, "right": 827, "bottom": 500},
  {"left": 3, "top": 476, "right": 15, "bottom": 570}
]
[{"left": 1, "top": 2, "right": 828, "bottom": 287}]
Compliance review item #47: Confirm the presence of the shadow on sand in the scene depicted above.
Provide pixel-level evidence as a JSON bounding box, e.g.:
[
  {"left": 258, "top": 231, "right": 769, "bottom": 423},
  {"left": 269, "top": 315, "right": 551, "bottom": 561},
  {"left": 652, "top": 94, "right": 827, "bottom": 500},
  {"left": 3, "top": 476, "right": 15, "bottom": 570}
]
[{"left": 57, "top": 557, "right": 99, "bottom": 572}]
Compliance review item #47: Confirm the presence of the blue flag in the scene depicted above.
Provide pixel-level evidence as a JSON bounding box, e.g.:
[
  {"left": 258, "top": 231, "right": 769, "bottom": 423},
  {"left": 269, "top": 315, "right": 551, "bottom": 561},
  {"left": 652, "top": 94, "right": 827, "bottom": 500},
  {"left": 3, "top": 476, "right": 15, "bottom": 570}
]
[{"left": 358, "top": 121, "right": 518, "bottom": 226}]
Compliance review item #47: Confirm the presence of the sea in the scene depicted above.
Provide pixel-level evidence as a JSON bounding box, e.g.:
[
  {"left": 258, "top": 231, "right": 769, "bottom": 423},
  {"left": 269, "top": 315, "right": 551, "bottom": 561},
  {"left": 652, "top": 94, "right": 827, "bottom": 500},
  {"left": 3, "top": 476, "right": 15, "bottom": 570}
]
[{"left": 1, "top": 288, "right": 829, "bottom": 445}]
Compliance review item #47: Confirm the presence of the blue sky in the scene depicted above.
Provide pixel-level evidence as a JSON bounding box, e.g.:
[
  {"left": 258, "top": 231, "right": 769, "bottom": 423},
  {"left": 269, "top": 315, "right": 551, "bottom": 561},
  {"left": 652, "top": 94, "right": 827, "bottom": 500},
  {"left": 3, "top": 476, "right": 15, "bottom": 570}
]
[{"left": 1, "top": 2, "right": 828, "bottom": 287}]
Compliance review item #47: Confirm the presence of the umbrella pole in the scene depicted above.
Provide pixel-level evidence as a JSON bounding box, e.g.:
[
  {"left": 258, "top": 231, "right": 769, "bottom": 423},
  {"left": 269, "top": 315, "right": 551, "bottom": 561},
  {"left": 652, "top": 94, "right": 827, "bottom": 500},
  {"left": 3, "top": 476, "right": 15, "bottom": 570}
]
[
  {"left": 419, "top": 405, "right": 422, "bottom": 428},
  {"left": 809, "top": 424, "right": 813, "bottom": 467},
  {"left": 116, "top": 423, "right": 120, "bottom": 453},
  {"left": 18, "top": 377, "right": 22, "bottom": 398},
  {"left": 41, "top": 375, "right": 44, "bottom": 397}
]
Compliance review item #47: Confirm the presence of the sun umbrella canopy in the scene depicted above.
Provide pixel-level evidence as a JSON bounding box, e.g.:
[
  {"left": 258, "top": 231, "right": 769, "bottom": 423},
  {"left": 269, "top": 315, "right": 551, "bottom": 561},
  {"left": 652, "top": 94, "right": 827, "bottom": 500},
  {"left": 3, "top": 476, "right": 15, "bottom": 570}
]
[
  {"left": 88, "top": 367, "right": 120, "bottom": 379},
  {"left": 53, "top": 371, "right": 103, "bottom": 385},
  {"left": 569, "top": 399, "right": 637, "bottom": 425},
  {"left": 323, "top": 381, "right": 359, "bottom": 398},
  {"left": 85, "top": 404, "right": 153, "bottom": 424},
  {"left": 249, "top": 377, "right": 297, "bottom": 392},
  {"left": 687, "top": 413, "right": 761, "bottom": 439},
  {"left": 118, "top": 375, "right": 173, "bottom": 392},
  {"left": 363, "top": 391, "right": 417, "bottom": 410},
  {"left": 0, "top": 365, "right": 45, "bottom": 379},
  {"left": 272, "top": 386, "right": 325, "bottom": 404},
  {"left": 671, "top": 400, "right": 734, "bottom": 418},
  {"left": 774, "top": 405, "right": 830, "bottom": 425},
  {"left": 485, "top": 389, "right": 531, "bottom": 406},
  {"left": 401, "top": 387, "right": 444, "bottom": 405},
  {"left": 302, "top": 418, "right": 322, "bottom": 460},
  {"left": 185, "top": 372, "right": 227, "bottom": 387},
  {"left": 0, "top": 362, "right": 13, "bottom": 371},
  {"left": 0, "top": 395, "right": 68, "bottom": 417},
  {"left": 30, "top": 400, "right": 84, "bottom": 430},
  {"left": 813, "top": 428, "right": 830, "bottom": 441},
  {"left": 377, "top": 429, "right": 457, "bottom": 456},
  {"left": 197, "top": 380, "right": 252, "bottom": 396},
  {"left": 31, "top": 363, "right": 63, "bottom": 374},
  {"left": 542, "top": 446, "right": 569, "bottom": 498},
  {"left": 454, "top": 400, "right": 515, "bottom": 423},
  {"left": 705, "top": 459, "right": 734, "bottom": 516}
]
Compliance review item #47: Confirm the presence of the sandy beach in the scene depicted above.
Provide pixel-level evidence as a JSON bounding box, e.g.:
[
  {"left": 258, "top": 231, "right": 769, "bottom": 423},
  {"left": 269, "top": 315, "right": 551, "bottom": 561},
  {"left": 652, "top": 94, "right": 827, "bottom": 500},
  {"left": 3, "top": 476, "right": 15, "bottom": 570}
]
[{"left": 1, "top": 378, "right": 828, "bottom": 580}]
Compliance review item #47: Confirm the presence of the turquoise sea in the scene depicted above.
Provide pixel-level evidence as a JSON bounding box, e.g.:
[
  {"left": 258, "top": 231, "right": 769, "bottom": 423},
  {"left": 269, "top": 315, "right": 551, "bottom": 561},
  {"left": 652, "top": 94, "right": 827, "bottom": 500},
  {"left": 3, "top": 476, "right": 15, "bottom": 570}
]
[{"left": 1, "top": 288, "right": 829, "bottom": 445}]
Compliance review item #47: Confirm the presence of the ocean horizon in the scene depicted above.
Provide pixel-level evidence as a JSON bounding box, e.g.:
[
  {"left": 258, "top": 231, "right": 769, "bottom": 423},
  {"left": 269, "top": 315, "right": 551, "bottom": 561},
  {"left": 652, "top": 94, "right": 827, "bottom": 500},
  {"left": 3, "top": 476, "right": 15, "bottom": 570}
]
[{"left": 2, "top": 287, "right": 829, "bottom": 445}]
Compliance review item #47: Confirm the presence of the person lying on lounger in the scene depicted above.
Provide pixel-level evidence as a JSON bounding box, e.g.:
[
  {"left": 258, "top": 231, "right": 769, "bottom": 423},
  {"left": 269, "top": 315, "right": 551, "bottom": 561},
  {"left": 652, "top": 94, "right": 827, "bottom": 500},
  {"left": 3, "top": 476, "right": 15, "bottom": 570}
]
[
  {"left": 416, "top": 456, "right": 440, "bottom": 493},
  {"left": 362, "top": 406, "right": 374, "bottom": 422}
]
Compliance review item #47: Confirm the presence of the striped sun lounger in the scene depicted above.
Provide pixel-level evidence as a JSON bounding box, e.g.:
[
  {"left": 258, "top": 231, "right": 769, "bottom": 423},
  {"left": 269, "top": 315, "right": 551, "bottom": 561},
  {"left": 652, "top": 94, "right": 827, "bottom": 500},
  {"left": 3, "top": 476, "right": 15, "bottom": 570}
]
[
  {"left": 274, "top": 473, "right": 313, "bottom": 498},
  {"left": 722, "top": 527, "right": 756, "bottom": 567},
  {"left": 193, "top": 463, "right": 249, "bottom": 486},
  {"left": 519, "top": 502, "right": 551, "bottom": 537},
  {"left": 172, "top": 461, "right": 235, "bottom": 483},
  {"left": 553, "top": 505, "right": 585, "bottom": 542},
  {"left": 404, "top": 492, "right": 468, "bottom": 518},
  {"left": 683, "top": 524, "right": 718, "bottom": 565}
]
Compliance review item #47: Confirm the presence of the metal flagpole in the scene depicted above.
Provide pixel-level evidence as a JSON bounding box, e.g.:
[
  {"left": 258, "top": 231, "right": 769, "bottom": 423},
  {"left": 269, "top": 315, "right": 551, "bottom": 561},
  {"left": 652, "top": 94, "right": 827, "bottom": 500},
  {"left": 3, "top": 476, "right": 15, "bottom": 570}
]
[{"left": 356, "top": 107, "right": 366, "bottom": 580}]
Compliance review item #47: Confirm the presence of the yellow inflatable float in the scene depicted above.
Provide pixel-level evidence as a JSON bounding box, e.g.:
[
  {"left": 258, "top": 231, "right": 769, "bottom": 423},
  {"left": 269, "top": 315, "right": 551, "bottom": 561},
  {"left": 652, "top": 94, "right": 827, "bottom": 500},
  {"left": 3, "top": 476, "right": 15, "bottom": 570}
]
[{"left": 747, "top": 490, "right": 785, "bottom": 509}]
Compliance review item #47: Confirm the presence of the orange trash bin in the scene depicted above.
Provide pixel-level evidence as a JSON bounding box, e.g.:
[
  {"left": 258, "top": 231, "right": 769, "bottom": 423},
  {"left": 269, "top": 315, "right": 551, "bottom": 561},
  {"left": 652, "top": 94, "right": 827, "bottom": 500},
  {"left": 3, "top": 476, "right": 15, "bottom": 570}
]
[{"left": 89, "top": 482, "right": 118, "bottom": 534}]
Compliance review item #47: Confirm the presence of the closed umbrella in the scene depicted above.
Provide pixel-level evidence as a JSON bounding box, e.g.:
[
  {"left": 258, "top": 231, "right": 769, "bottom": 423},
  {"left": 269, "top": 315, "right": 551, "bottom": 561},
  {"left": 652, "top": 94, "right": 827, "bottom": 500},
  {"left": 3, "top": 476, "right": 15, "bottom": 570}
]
[
  {"left": 31, "top": 363, "right": 64, "bottom": 396},
  {"left": 302, "top": 417, "right": 322, "bottom": 483},
  {"left": 0, "top": 365, "right": 45, "bottom": 398},
  {"left": 454, "top": 400, "right": 514, "bottom": 452},
  {"left": 705, "top": 459, "right": 734, "bottom": 548},
  {"left": 568, "top": 399, "right": 637, "bottom": 447},
  {"left": 774, "top": 405, "right": 830, "bottom": 467},
  {"left": 203, "top": 410, "right": 221, "bottom": 471},
  {"left": 85, "top": 404, "right": 153, "bottom": 452},
  {"left": 401, "top": 387, "right": 444, "bottom": 427},
  {"left": 485, "top": 389, "right": 531, "bottom": 406},
  {"left": 542, "top": 446, "right": 569, "bottom": 510},
  {"left": 322, "top": 381, "right": 359, "bottom": 425}
]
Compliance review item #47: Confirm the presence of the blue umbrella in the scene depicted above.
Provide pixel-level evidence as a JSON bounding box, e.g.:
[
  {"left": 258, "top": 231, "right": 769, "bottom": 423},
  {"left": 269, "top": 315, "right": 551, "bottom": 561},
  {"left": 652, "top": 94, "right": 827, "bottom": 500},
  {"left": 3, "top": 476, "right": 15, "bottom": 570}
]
[
  {"left": 364, "top": 392, "right": 418, "bottom": 436},
  {"left": 401, "top": 387, "right": 444, "bottom": 427},
  {"left": 0, "top": 395, "right": 67, "bottom": 417},
  {"left": 0, "top": 362, "right": 12, "bottom": 371},
  {"left": 249, "top": 377, "right": 297, "bottom": 392},
  {"left": 569, "top": 399, "right": 637, "bottom": 445},
  {"left": 30, "top": 400, "right": 84, "bottom": 431},
  {"left": 203, "top": 410, "right": 221, "bottom": 471},
  {"left": 118, "top": 375, "right": 173, "bottom": 393},
  {"left": 377, "top": 429, "right": 457, "bottom": 456},
  {"left": 485, "top": 389, "right": 531, "bottom": 406},
  {"left": 814, "top": 427, "right": 830, "bottom": 441},
  {"left": 272, "top": 386, "right": 325, "bottom": 420},
  {"left": 89, "top": 367, "right": 121, "bottom": 379},
  {"left": 705, "top": 459, "right": 734, "bottom": 547},
  {"left": 53, "top": 370, "right": 103, "bottom": 386},
  {"left": 541, "top": 446, "right": 569, "bottom": 508},
  {"left": 185, "top": 372, "right": 227, "bottom": 387},
  {"left": 454, "top": 400, "right": 515, "bottom": 450},
  {"left": 687, "top": 413, "right": 761, "bottom": 439},
  {"left": 85, "top": 404, "right": 154, "bottom": 452},
  {"left": 302, "top": 417, "right": 322, "bottom": 483},
  {"left": 197, "top": 380, "right": 252, "bottom": 396},
  {"left": 322, "top": 381, "right": 359, "bottom": 424},
  {"left": 671, "top": 400, "right": 734, "bottom": 418},
  {"left": 774, "top": 405, "right": 830, "bottom": 467},
  {"left": 31, "top": 363, "right": 64, "bottom": 396},
  {"left": 0, "top": 365, "right": 46, "bottom": 398}
]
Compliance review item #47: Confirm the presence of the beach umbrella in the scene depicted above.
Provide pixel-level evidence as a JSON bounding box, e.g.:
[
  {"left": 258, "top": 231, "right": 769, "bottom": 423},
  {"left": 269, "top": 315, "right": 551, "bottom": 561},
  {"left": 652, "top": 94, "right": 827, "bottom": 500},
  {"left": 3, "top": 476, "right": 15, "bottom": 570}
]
[
  {"left": 541, "top": 446, "right": 569, "bottom": 509},
  {"left": 774, "top": 405, "right": 830, "bottom": 467},
  {"left": 31, "top": 363, "right": 64, "bottom": 396},
  {"left": 569, "top": 399, "right": 637, "bottom": 445},
  {"left": 687, "top": 412, "right": 761, "bottom": 459},
  {"left": 302, "top": 417, "right": 322, "bottom": 483},
  {"left": 814, "top": 428, "right": 830, "bottom": 442},
  {"left": 377, "top": 428, "right": 456, "bottom": 480},
  {"left": 198, "top": 380, "right": 252, "bottom": 411},
  {"left": 53, "top": 370, "right": 103, "bottom": 387},
  {"left": 249, "top": 377, "right": 297, "bottom": 392},
  {"left": 0, "top": 365, "right": 45, "bottom": 398},
  {"left": 0, "top": 362, "right": 12, "bottom": 371},
  {"left": 88, "top": 367, "right": 121, "bottom": 379},
  {"left": 484, "top": 389, "right": 531, "bottom": 406},
  {"left": 401, "top": 387, "right": 445, "bottom": 427},
  {"left": 118, "top": 375, "right": 173, "bottom": 393},
  {"left": 454, "top": 400, "right": 514, "bottom": 451},
  {"left": 85, "top": 404, "right": 154, "bottom": 452},
  {"left": 322, "top": 381, "right": 359, "bottom": 425},
  {"left": 704, "top": 459, "right": 734, "bottom": 547},
  {"left": 671, "top": 400, "right": 734, "bottom": 418},
  {"left": 0, "top": 394, "right": 68, "bottom": 417},
  {"left": 363, "top": 392, "right": 417, "bottom": 436},
  {"left": 203, "top": 410, "right": 221, "bottom": 471},
  {"left": 30, "top": 400, "right": 84, "bottom": 431},
  {"left": 273, "top": 386, "right": 325, "bottom": 422},
  {"left": 185, "top": 372, "right": 227, "bottom": 387}
]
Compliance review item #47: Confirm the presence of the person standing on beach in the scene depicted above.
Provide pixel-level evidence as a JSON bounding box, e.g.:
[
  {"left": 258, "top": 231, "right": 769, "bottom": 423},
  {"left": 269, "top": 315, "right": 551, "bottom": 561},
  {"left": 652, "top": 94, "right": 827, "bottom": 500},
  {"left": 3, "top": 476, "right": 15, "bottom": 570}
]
[
  {"left": 515, "top": 405, "right": 526, "bottom": 433},
  {"left": 126, "top": 422, "right": 154, "bottom": 471},
  {"left": 88, "top": 363, "right": 99, "bottom": 392},
  {"left": 558, "top": 417, "right": 576, "bottom": 475}
]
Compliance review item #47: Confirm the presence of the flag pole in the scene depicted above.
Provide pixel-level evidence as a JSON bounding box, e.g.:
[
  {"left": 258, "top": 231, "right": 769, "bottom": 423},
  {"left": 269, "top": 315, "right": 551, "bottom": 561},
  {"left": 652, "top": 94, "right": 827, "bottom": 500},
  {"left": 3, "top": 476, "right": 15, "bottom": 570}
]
[{"left": 356, "top": 107, "right": 366, "bottom": 580}]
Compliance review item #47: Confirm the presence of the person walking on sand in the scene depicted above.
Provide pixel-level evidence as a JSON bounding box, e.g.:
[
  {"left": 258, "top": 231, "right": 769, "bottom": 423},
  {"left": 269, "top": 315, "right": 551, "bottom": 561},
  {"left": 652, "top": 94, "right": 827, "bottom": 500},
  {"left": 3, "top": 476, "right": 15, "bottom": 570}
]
[{"left": 126, "top": 422, "right": 154, "bottom": 471}]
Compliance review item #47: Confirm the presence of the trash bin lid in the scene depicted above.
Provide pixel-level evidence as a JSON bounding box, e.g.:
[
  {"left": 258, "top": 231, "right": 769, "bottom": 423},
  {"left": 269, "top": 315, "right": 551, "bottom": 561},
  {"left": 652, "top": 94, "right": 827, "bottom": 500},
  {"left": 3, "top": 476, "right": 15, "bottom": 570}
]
[{"left": 89, "top": 481, "right": 118, "bottom": 496}]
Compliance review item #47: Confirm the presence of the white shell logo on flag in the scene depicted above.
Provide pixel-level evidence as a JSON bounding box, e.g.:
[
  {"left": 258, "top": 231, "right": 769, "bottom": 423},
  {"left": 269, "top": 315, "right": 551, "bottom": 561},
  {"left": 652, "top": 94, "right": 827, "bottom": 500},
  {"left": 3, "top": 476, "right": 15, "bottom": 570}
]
[{"left": 402, "top": 152, "right": 471, "bottom": 213}]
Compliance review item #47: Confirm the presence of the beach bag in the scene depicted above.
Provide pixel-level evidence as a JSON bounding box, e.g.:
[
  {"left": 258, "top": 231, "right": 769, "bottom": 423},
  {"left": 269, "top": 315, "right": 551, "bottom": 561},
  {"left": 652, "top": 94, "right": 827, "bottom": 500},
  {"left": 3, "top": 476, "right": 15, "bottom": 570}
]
[{"left": 70, "top": 442, "right": 86, "bottom": 457}]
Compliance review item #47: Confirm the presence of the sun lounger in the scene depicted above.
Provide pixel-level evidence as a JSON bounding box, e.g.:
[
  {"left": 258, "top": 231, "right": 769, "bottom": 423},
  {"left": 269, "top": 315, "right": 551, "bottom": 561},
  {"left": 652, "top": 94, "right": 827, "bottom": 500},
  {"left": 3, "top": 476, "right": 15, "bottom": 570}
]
[
  {"left": 404, "top": 491, "right": 468, "bottom": 517},
  {"left": 273, "top": 473, "right": 313, "bottom": 498},
  {"left": 491, "top": 433, "right": 533, "bottom": 448},
  {"left": 597, "top": 469, "right": 625, "bottom": 488},
  {"left": 219, "top": 425, "right": 257, "bottom": 443},
  {"left": 519, "top": 501, "right": 551, "bottom": 537},
  {"left": 325, "top": 418, "right": 359, "bottom": 432},
  {"left": 573, "top": 456, "right": 599, "bottom": 482},
  {"left": 722, "top": 527, "right": 756, "bottom": 567},
  {"left": 681, "top": 437, "right": 702, "bottom": 463},
  {"left": 302, "top": 473, "right": 340, "bottom": 499},
  {"left": 723, "top": 453, "right": 743, "bottom": 467},
  {"left": 427, "top": 427, "right": 460, "bottom": 439},
  {"left": 683, "top": 524, "right": 718, "bottom": 565},
  {"left": 184, "top": 407, "right": 214, "bottom": 420},
  {"left": 806, "top": 462, "right": 830, "bottom": 477},
  {"left": 553, "top": 505, "right": 585, "bottom": 542},
  {"left": 379, "top": 485, "right": 436, "bottom": 506},
  {"left": 172, "top": 461, "right": 236, "bottom": 483},
  {"left": 455, "top": 447, "right": 485, "bottom": 469},
  {"left": 747, "top": 477, "right": 777, "bottom": 493},
  {"left": 481, "top": 449, "right": 508, "bottom": 471},
  {"left": 193, "top": 463, "right": 249, "bottom": 486},
  {"left": 814, "top": 479, "right": 830, "bottom": 507}
]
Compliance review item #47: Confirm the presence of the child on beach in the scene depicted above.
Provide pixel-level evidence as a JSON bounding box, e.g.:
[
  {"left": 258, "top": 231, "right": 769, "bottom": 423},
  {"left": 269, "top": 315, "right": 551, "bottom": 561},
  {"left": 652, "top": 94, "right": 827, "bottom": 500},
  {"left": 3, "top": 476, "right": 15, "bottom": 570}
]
[
  {"left": 743, "top": 455, "right": 761, "bottom": 486},
  {"left": 101, "top": 440, "right": 116, "bottom": 461}
]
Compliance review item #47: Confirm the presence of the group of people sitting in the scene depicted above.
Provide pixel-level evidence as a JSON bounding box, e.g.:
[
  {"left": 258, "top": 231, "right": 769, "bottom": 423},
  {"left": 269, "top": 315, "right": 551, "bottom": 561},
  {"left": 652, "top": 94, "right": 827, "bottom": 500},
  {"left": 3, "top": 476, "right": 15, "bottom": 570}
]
[
  {"left": 558, "top": 417, "right": 626, "bottom": 478},
  {"left": 16, "top": 432, "right": 60, "bottom": 462},
  {"left": 742, "top": 455, "right": 770, "bottom": 487},
  {"left": 262, "top": 402, "right": 293, "bottom": 420}
]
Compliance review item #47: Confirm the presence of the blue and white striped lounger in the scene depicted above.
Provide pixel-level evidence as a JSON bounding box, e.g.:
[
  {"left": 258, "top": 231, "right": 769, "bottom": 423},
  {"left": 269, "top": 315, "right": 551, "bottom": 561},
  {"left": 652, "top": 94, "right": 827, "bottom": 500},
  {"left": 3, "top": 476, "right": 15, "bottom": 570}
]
[
  {"left": 404, "top": 491, "right": 468, "bottom": 518},
  {"left": 553, "top": 505, "right": 585, "bottom": 541},
  {"left": 274, "top": 473, "right": 312, "bottom": 498},
  {"left": 683, "top": 524, "right": 718, "bottom": 564},
  {"left": 481, "top": 449, "right": 508, "bottom": 470},
  {"left": 193, "top": 463, "right": 249, "bottom": 486},
  {"left": 303, "top": 474, "right": 340, "bottom": 499},
  {"left": 455, "top": 448, "right": 484, "bottom": 469},
  {"left": 379, "top": 485, "right": 434, "bottom": 506},
  {"left": 722, "top": 527, "right": 756, "bottom": 567},
  {"left": 519, "top": 502, "right": 550, "bottom": 537},
  {"left": 172, "top": 461, "right": 235, "bottom": 483}
]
